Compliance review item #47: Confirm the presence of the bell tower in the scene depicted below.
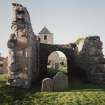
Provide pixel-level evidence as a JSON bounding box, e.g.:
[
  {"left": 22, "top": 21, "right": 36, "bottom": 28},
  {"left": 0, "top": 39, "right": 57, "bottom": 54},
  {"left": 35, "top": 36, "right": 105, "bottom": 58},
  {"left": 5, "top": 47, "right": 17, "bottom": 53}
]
[{"left": 38, "top": 26, "right": 54, "bottom": 44}]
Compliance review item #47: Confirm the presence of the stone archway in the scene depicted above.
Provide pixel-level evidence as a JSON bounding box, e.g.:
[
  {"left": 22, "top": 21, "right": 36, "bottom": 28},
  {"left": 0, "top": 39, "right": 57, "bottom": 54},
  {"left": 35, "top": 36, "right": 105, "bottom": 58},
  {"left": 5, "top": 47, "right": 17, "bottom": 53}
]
[{"left": 38, "top": 43, "right": 76, "bottom": 83}]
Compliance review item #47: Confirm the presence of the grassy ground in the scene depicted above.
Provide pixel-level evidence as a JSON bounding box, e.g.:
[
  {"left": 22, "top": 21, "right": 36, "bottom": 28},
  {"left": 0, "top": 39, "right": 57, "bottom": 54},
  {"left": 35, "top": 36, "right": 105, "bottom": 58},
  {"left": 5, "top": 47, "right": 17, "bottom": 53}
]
[{"left": 0, "top": 75, "right": 105, "bottom": 105}]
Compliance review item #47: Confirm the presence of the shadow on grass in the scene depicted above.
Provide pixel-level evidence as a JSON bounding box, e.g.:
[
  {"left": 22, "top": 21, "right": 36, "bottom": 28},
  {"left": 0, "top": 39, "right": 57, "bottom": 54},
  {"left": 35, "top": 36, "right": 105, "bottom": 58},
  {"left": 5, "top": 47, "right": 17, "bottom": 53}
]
[
  {"left": 0, "top": 80, "right": 41, "bottom": 105},
  {"left": 67, "top": 82, "right": 105, "bottom": 92}
]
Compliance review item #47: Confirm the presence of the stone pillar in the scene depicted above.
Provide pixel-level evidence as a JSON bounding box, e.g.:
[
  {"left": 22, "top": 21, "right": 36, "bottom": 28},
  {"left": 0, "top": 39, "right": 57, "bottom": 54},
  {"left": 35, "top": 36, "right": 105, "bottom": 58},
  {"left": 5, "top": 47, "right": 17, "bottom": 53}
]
[{"left": 7, "top": 3, "right": 37, "bottom": 88}]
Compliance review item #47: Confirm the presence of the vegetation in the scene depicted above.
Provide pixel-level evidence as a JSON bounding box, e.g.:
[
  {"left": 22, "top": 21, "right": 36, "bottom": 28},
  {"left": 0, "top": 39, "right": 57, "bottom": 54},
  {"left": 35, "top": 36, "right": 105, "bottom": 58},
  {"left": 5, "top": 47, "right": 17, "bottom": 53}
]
[
  {"left": 47, "top": 64, "right": 68, "bottom": 76},
  {"left": 75, "top": 37, "right": 85, "bottom": 45},
  {"left": 0, "top": 74, "right": 105, "bottom": 105}
]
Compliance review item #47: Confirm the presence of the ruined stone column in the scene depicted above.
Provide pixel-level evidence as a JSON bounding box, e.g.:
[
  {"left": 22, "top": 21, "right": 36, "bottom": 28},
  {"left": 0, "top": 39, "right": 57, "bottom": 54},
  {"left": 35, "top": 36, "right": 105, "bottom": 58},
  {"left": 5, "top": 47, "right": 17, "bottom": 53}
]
[
  {"left": 76, "top": 36, "right": 105, "bottom": 84},
  {"left": 7, "top": 3, "right": 37, "bottom": 88}
]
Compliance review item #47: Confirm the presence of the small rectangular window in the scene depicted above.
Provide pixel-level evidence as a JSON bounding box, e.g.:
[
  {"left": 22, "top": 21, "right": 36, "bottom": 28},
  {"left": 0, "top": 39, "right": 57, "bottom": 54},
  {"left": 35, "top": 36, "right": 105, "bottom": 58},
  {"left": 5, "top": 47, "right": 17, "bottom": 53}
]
[
  {"left": 44, "top": 35, "right": 47, "bottom": 40},
  {"left": 38, "top": 38, "right": 40, "bottom": 42}
]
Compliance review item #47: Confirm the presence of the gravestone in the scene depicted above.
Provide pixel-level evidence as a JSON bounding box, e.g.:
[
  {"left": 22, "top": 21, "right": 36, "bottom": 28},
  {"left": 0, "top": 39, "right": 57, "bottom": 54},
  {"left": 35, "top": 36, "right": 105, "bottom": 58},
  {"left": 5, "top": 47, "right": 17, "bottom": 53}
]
[
  {"left": 41, "top": 78, "right": 54, "bottom": 92},
  {"left": 53, "top": 72, "right": 68, "bottom": 91}
]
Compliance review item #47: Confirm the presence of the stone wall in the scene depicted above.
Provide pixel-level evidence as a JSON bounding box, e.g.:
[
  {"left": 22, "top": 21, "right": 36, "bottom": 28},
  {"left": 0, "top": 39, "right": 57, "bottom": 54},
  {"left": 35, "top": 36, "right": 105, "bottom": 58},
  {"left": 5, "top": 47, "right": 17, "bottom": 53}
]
[
  {"left": 7, "top": 3, "right": 105, "bottom": 88},
  {"left": 7, "top": 3, "right": 37, "bottom": 88},
  {"left": 76, "top": 36, "right": 105, "bottom": 84}
]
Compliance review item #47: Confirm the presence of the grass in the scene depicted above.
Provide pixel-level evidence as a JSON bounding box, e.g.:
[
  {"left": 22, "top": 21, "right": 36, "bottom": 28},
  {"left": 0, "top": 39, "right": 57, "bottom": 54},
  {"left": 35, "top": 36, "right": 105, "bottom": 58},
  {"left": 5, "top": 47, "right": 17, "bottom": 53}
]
[{"left": 0, "top": 75, "right": 105, "bottom": 105}]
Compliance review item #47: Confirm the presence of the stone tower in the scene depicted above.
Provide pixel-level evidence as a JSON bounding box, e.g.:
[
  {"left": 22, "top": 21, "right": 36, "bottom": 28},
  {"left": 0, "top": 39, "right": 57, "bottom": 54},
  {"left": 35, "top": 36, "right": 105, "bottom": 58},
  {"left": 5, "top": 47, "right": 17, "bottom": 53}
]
[{"left": 38, "top": 26, "right": 54, "bottom": 44}]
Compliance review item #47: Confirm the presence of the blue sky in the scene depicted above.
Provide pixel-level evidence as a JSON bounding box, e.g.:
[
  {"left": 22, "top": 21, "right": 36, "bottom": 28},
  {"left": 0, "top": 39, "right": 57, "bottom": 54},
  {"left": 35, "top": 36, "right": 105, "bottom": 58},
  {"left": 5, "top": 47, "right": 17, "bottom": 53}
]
[{"left": 0, "top": 0, "right": 105, "bottom": 56}]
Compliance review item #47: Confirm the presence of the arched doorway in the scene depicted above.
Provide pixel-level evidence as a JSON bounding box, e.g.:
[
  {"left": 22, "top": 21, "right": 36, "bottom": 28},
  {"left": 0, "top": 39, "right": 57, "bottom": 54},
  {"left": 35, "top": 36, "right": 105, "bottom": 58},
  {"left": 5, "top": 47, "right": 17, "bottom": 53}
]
[
  {"left": 39, "top": 43, "right": 76, "bottom": 83},
  {"left": 47, "top": 51, "right": 68, "bottom": 77}
]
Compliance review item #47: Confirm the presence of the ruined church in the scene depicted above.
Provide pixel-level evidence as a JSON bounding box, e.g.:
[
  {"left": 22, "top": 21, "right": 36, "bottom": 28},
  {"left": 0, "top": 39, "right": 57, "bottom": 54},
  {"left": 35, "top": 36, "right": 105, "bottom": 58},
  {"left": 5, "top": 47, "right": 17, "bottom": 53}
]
[{"left": 7, "top": 3, "right": 105, "bottom": 88}]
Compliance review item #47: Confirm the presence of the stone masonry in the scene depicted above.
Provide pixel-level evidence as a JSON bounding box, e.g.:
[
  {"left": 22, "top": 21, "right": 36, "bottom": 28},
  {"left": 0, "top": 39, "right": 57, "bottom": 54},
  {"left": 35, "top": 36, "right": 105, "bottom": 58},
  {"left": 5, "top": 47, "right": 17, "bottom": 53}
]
[
  {"left": 7, "top": 3, "right": 105, "bottom": 88},
  {"left": 7, "top": 3, "right": 38, "bottom": 88},
  {"left": 76, "top": 36, "right": 105, "bottom": 84}
]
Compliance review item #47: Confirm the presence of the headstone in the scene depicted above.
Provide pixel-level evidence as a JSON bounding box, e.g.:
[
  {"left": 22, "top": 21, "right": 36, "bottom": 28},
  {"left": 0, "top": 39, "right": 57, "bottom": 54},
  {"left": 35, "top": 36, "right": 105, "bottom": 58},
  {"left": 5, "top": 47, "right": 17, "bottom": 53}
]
[
  {"left": 41, "top": 78, "right": 54, "bottom": 92},
  {"left": 53, "top": 72, "right": 68, "bottom": 91}
]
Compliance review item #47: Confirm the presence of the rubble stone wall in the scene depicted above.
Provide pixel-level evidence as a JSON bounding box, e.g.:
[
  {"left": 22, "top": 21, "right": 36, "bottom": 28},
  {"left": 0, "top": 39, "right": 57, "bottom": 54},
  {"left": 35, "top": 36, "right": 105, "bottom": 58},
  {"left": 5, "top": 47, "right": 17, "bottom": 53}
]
[
  {"left": 7, "top": 3, "right": 37, "bottom": 88},
  {"left": 76, "top": 36, "right": 105, "bottom": 84},
  {"left": 7, "top": 3, "right": 105, "bottom": 88}
]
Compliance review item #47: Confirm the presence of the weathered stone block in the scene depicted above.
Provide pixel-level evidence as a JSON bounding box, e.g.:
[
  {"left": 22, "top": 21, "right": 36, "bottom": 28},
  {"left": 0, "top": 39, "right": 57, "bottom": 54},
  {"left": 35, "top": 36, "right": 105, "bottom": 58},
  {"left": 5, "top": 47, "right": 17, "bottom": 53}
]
[
  {"left": 41, "top": 78, "right": 54, "bottom": 92},
  {"left": 53, "top": 72, "right": 68, "bottom": 91}
]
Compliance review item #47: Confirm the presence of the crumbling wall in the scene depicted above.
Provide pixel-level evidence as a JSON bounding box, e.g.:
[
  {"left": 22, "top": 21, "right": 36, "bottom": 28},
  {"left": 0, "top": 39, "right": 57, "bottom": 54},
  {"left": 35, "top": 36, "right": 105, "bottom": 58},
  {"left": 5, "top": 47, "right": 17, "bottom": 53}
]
[
  {"left": 7, "top": 3, "right": 105, "bottom": 88},
  {"left": 7, "top": 3, "right": 37, "bottom": 88},
  {"left": 76, "top": 36, "right": 105, "bottom": 84}
]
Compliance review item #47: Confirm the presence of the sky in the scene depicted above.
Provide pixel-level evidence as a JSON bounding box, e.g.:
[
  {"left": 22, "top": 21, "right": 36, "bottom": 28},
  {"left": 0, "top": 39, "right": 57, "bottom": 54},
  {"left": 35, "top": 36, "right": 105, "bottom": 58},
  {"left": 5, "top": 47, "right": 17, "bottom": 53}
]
[{"left": 0, "top": 0, "right": 105, "bottom": 57}]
